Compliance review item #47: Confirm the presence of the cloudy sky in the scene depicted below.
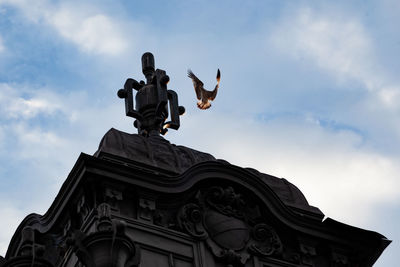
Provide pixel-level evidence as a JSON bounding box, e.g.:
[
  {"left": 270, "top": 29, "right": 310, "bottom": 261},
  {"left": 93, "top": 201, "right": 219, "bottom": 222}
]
[{"left": 0, "top": 0, "right": 399, "bottom": 265}]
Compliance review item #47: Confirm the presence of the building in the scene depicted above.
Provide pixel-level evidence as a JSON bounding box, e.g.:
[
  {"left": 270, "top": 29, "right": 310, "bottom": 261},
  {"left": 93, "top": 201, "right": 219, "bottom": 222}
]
[{"left": 0, "top": 53, "right": 390, "bottom": 267}]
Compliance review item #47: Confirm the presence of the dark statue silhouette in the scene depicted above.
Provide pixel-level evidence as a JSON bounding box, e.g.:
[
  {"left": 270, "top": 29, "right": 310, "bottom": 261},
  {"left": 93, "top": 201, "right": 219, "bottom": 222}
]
[{"left": 117, "top": 52, "right": 185, "bottom": 136}]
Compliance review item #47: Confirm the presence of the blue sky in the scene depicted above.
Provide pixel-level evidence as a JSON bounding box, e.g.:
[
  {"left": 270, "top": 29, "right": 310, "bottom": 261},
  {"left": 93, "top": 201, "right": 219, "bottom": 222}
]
[{"left": 0, "top": 0, "right": 399, "bottom": 265}]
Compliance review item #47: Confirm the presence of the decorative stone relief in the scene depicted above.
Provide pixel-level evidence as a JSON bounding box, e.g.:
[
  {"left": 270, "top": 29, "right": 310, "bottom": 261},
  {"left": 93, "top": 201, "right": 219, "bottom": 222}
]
[
  {"left": 300, "top": 244, "right": 316, "bottom": 266},
  {"left": 138, "top": 197, "right": 156, "bottom": 222},
  {"left": 177, "top": 186, "right": 282, "bottom": 267},
  {"left": 77, "top": 195, "right": 89, "bottom": 226},
  {"left": 66, "top": 203, "right": 141, "bottom": 267},
  {"left": 105, "top": 188, "right": 123, "bottom": 212},
  {"left": 331, "top": 251, "right": 349, "bottom": 267},
  {"left": 248, "top": 223, "right": 282, "bottom": 257}
]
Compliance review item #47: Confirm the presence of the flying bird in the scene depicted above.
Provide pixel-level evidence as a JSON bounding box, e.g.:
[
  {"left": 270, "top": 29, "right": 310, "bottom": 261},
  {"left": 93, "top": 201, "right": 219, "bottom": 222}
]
[{"left": 187, "top": 69, "right": 220, "bottom": 110}]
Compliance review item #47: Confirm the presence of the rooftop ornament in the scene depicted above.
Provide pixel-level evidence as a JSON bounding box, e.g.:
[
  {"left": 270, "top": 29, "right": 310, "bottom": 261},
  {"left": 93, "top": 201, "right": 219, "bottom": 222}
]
[{"left": 118, "top": 52, "right": 185, "bottom": 136}]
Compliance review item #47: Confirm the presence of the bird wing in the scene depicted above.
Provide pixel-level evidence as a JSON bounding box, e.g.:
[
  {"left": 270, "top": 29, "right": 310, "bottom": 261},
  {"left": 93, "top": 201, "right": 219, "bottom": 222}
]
[
  {"left": 187, "top": 69, "right": 203, "bottom": 100},
  {"left": 203, "top": 69, "right": 220, "bottom": 100},
  {"left": 203, "top": 86, "right": 218, "bottom": 101}
]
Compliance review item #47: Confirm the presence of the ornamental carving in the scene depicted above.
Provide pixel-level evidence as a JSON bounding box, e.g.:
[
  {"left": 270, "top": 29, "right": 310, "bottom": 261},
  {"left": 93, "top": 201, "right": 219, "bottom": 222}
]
[
  {"left": 178, "top": 186, "right": 282, "bottom": 267},
  {"left": 66, "top": 203, "right": 140, "bottom": 267}
]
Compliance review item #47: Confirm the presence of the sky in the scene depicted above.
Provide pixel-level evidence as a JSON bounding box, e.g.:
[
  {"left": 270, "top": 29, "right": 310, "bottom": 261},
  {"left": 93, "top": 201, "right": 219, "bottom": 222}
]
[{"left": 0, "top": 0, "right": 399, "bottom": 265}]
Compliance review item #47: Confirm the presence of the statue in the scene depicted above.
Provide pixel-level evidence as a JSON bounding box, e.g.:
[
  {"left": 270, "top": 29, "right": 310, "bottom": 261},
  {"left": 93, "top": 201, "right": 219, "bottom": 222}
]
[{"left": 118, "top": 52, "right": 185, "bottom": 136}]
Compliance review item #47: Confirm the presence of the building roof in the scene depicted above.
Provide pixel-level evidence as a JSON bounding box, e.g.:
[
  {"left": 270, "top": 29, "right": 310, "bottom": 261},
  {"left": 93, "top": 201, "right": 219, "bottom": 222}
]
[{"left": 94, "top": 128, "right": 323, "bottom": 217}]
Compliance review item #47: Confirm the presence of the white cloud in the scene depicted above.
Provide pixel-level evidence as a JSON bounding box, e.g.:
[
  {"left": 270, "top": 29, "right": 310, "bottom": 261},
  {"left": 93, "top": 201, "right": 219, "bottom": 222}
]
[
  {"left": 12, "top": 123, "right": 66, "bottom": 156},
  {"left": 0, "top": 81, "right": 129, "bottom": 185},
  {"left": 0, "top": 0, "right": 129, "bottom": 56},
  {"left": 270, "top": 7, "right": 400, "bottom": 107},
  {"left": 47, "top": 7, "right": 128, "bottom": 55},
  {"left": 0, "top": 83, "right": 63, "bottom": 119},
  {"left": 377, "top": 86, "right": 400, "bottom": 107},
  {"left": 0, "top": 35, "right": 4, "bottom": 52}
]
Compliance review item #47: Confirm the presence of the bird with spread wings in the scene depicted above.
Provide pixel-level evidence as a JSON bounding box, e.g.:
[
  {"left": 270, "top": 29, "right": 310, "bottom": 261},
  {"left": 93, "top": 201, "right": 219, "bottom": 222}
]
[{"left": 187, "top": 69, "right": 221, "bottom": 110}]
